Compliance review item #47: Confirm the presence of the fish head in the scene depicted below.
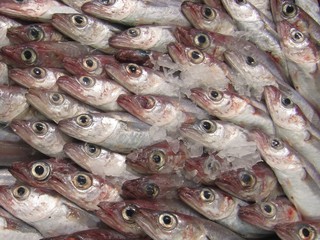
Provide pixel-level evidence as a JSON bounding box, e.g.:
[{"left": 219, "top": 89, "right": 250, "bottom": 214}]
[
  {"left": 270, "top": 0, "right": 300, "bottom": 22},
  {"left": 175, "top": 27, "right": 211, "bottom": 51},
  {"left": 275, "top": 221, "right": 320, "bottom": 240},
  {"left": 122, "top": 177, "right": 161, "bottom": 200}
]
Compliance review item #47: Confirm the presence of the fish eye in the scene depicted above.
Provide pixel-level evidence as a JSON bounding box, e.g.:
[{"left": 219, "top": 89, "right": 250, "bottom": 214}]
[
  {"left": 27, "top": 25, "right": 44, "bottom": 41},
  {"left": 12, "top": 186, "right": 30, "bottom": 200},
  {"left": 49, "top": 93, "right": 64, "bottom": 105},
  {"left": 148, "top": 150, "right": 166, "bottom": 171},
  {"left": 281, "top": 96, "right": 294, "bottom": 108},
  {"left": 139, "top": 96, "right": 156, "bottom": 109},
  {"left": 270, "top": 138, "right": 284, "bottom": 150},
  {"left": 209, "top": 89, "right": 223, "bottom": 101},
  {"left": 30, "top": 67, "right": 46, "bottom": 79},
  {"left": 200, "top": 188, "right": 215, "bottom": 202},
  {"left": 201, "top": 6, "right": 216, "bottom": 20},
  {"left": 15, "top": 0, "right": 25, "bottom": 3},
  {"left": 200, "top": 120, "right": 217, "bottom": 133},
  {"left": 246, "top": 56, "right": 257, "bottom": 66},
  {"left": 290, "top": 29, "right": 305, "bottom": 43},
  {"left": 76, "top": 114, "right": 93, "bottom": 127},
  {"left": 235, "top": 0, "right": 247, "bottom": 5},
  {"left": 239, "top": 171, "right": 256, "bottom": 188},
  {"left": 83, "top": 57, "right": 98, "bottom": 71},
  {"left": 194, "top": 33, "right": 210, "bottom": 49},
  {"left": 84, "top": 143, "right": 101, "bottom": 157},
  {"left": 21, "top": 48, "right": 37, "bottom": 64},
  {"left": 79, "top": 76, "right": 95, "bottom": 87},
  {"left": 282, "top": 3, "right": 297, "bottom": 18},
  {"left": 121, "top": 205, "right": 137, "bottom": 223},
  {"left": 31, "top": 162, "right": 51, "bottom": 181},
  {"left": 125, "top": 63, "right": 142, "bottom": 77},
  {"left": 72, "top": 173, "right": 92, "bottom": 190},
  {"left": 158, "top": 213, "right": 177, "bottom": 230},
  {"left": 99, "top": 0, "right": 116, "bottom": 5},
  {"left": 127, "top": 28, "right": 141, "bottom": 38},
  {"left": 260, "top": 202, "right": 277, "bottom": 218},
  {"left": 145, "top": 183, "right": 159, "bottom": 198},
  {"left": 31, "top": 122, "right": 48, "bottom": 135},
  {"left": 71, "top": 15, "right": 88, "bottom": 27},
  {"left": 298, "top": 225, "right": 316, "bottom": 240},
  {"left": 187, "top": 49, "right": 204, "bottom": 64}
]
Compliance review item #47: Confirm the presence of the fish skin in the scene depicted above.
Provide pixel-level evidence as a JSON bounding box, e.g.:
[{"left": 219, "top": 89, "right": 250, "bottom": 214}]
[
  {"left": 105, "top": 60, "right": 180, "bottom": 97},
  {"left": 0, "top": 207, "right": 43, "bottom": 240},
  {"left": 0, "top": 183, "right": 101, "bottom": 237},
  {"left": 1, "top": 41, "right": 94, "bottom": 68},
  {"left": 7, "top": 23, "right": 68, "bottom": 44},
  {"left": 189, "top": 86, "right": 275, "bottom": 135},
  {"left": 238, "top": 197, "right": 302, "bottom": 231},
  {"left": 63, "top": 142, "right": 139, "bottom": 179},
  {"left": 10, "top": 119, "right": 72, "bottom": 158},
  {"left": 109, "top": 25, "right": 176, "bottom": 53},
  {"left": 0, "top": 15, "right": 22, "bottom": 47},
  {"left": 133, "top": 207, "right": 245, "bottom": 240},
  {"left": 0, "top": 0, "right": 78, "bottom": 22},
  {"left": 52, "top": 13, "right": 123, "bottom": 53},
  {"left": 0, "top": 169, "right": 16, "bottom": 185},
  {"left": 82, "top": 0, "right": 191, "bottom": 27},
  {"left": 275, "top": 221, "right": 320, "bottom": 240},
  {"left": 181, "top": 1, "right": 237, "bottom": 35},
  {"left": 125, "top": 140, "right": 188, "bottom": 175},
  {"left": 214, "top": 162, "right": 283, "bottom": 202},
  {"left": 60, "top": 0, "right": 93, "bottom": 13},
  {"left": 58, "top": 112, "right": 166, "bottom": 154},
  {"left": 57, "top": 75, "right": 129, "bottom": 111},
  {"left": 9, "top": 67, "right": 67, "bottom": 90},
  {"left": 26, "top": 88, "right": 100, "bottom": 123}
]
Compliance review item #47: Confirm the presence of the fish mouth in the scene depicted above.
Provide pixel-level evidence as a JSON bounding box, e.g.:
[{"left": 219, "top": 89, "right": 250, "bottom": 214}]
[
  {"left": 167, "top": 42, "right": 187, "bottom": 64},
  {"left": 214, "top": 173, "right": 240, "bottom": 195},
  {"left": 125, "top": 150, "right": 147, "bottom": 174},
  {"left": 81, "top": 2, "right": 101, "bottom": 15},
  {"left": 56, "top": 75, "right": 83, "bottom": 95},
  {"left": 177, "top": 187, "right": 196, "bottom": 203},
  {"left": 174, "top": 27, "right": 194, "bottom": 45},
  {"left": 181, "top": 1, "right": 200, "bottom": 23},
  {"left": 108, "top": 35, "right": 132, "bottom": 49},
  {"left": 190, "top": 88, "right": 208, "bottom": 105},
  {"left": 274, "top": 223, "right": 295, "bottom": 240},
  {"left": 238, "top": 206, "right": 268, "bottom": 230},
  {"left": 8, "top": 163, "right": 31, "bottom": 184},
  {"left": 121, "top": 181, "right": 137, "bottom": 199},
  {"left": 8, "top": 69, "right": 30, "bottom": 87},
  {"left": 62, "top": 56, "right": 82, "bottom": 75},
  {"left": 117, "top": 94, "right": 150, "bottom": 116},
  {"left": 104, "top": 62, "right": 123, "bottom": 82},
  {"left": 132, "top": 208, "right": 158, "bottom": 239},
  {"left": 10, "top": 119, "right": 27, "bottom": 134},
  {"left": 6, "top": 27, "right": 24, "bottom": 44}
]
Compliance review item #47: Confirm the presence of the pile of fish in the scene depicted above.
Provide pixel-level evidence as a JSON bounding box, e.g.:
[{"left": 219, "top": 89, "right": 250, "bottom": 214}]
[{"left": 0, "top": 0, "right": 319, "bottom": 239}]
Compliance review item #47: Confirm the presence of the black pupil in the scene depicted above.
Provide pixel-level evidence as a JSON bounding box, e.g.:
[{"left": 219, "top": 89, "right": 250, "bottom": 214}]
[
  {"left": 302, "top": 228, "right": 310, "bottom": 237},
  {"left": 152, "top": 154, "right": 161, "bottom": 164},
  {"left": 128, "top": 29, "right": 138, "bottom": 37},
  {"left": 203, "top": 190, "right": 211, "bottom": 199},
  {"left": 23, "top": 50, "right": 32, "bottom": 60},
  {"left": 204, "top": 7, "right": 212, "bottom": 17},
  {"left": 202, "top": 121, "right": 211, "bottom": 130},
  {"left": 146, "top": 184, "right": 156, "bottom": 196},
  {"left": 33, "top": 68, "right": 41, "bottom": 75},
  {"left": 264, "top": 204, "right": 272, "bottom": 213},
  {"left": 241, "top": 173, "right": 252, "bottom": 184},
  {"left": 79, "top": 116, "right": 89, "bottom": 124},
  {"left": 35, "top": 165, "right": 44, "bottom": 176},
  {"left": 86, "top": 59, "right": 94, "bottom": 67},
  {"left": 294, "top": 32, "right": 303, "bottom": 40},
  {"left": 129, "top": 65, "right": 137, "bottom": 73},
  {"left": 77, "top": 175, "right": 87, "bottom": 185},
  {"left": 87, "top": 144, "right": 97, "bottom": 153},
  {"left": 163, "top": 215, "right": 172, "bottom": 225},
  {"left": 210, "top": 90, "right": 219, "bottom": 98},
  {"left": 236, "top": 0, "right": 244, "bottom": 3},
  {"left": 35, "top": 123, "right": 44, "bottom": 132},
  {"left": 271, "top": 139, "right": 280, "bottom": 148},
  {"left": 29, "top": 27, "right": 39, "bottom": 38},
  {"left": 285, "top": 4, "right": 295, "bottom": 14},
  {"left": 75, "top": 16, "right": 84, "bottom": 24},
  {"left": 197, "top": 35, "right": 207, "bottom": 44},
  {"left": 282, "top": 97, "right": 291, "bottom": 106},
  {"left": 52, "top": 94, "right": 60, "bottom": 102},
  {"left": 246, "top": 56, "right": 255, "bottom": 65},
  {"left": 82, "top": 77, "right": 91, "bottom": 85},
  {"left": 17, "top": 187, "right": 25, "bottom": 196},
  {"left": 191, "top": 51, "right": 201, "bottom": 59},
  {"left": 125, "top": 208, "right": 135, "bottom": 217}
]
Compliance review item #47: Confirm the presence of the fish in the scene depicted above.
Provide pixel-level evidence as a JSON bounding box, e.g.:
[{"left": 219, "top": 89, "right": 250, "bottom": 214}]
[
  {"left": 238, "top": 197, "right": 302, "bottom": 230},
  {"left": 275, "top": 220, "right": 320, "bottom": 240},
  {"left": 57, "top": 75, "right": 129, "bottom": 111},
  {"left": 10, "top": 119, "right": 72, "bottom": 158},
  {"left": 9, "top": 67, "right": 67, "bottom": 90},
  {"left": 0, "top": 62, "right": 9, "bottom": 84},
  {"left": 82, "top": 0, "right": 191, "bottom": 27},
  {"left": 0, "top": 0, "right": 78, "bottom": 22},
  {"left": 52, "top": 13, "right": 123, "bottom": 53},
  {"left": 0, "top": 183, "right": 101, "bottom": 237},
  {"left": 0, "top": 169, "right": 16, "bottom": 185},
  {"left": 58, "top": 112, "right": 167, "bottom": 153},
  {"left": 1, "top": 41, "right": 94, "bottom": 68},
  {"left": 60, "top": 0, "right": 93, "bottom": 13},
  {"left": 7, "top": 23, "right": 68, "bottom": 44},
  {"left": 0, "top": 15, "right": 22, "bottom": 47}
]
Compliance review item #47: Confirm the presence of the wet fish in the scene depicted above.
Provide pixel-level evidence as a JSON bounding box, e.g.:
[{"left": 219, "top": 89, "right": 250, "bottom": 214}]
[
  {"left": 275, "top": 220, "right": 320, "bottom": 240},
  {"left": 0, "top": 15, "right": 22, "bottom": 47},
  {"left": 57, "top": 75, "right": 129, "bottom": 111},
  {"left": 60, "top": 0, "right": 92, "bottom": 13},
  {"left": 0, "top": 169, "right": 16, "bottom": 185},
  {"left": 0, "top": 62, "right": 9, "bottom": 85},
  {"left": 7, "top": 23, "right": 68, "bottom": 44}
]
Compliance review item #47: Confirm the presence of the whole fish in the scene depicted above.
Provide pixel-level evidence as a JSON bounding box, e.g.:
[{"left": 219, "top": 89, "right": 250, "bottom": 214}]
[
  {"left": 9, "top": 67, "right": 67, "bottom": 90},
  {"left": 133, "top": 208, "right": 245, "bottom": 240},
  {"left": 10, "top": 120, "right": 72, "bottom": 158},
  {"left": 82, "top": 0, "right": 191, "bottom": 27},
  {"left": 0, "top": 207, "right": 43, "bottom": 240},
  {"left": 275, "top": 221, "right": 320, "bottom": 240},
  {"left": 1, "top": 41, "right": 94, "bottom": 68},
  {"left": 63, "top": 142, "right": 139, "bottom": 179},
  {"left": 125, "top": 140, "right": 188, "bottom": 174},
  {"left": 7, "top": 23, "right": 68, "bottom": 44},
  {"left": 0, "top": 15, "right": 22, "bottom": 47},
  {"left": 0, "top": 183, "right": 101, "bottom": 237},
  {"left": 26, "top": 88, "right": 99, "bottom": 123},
  {"left": 52, "top": 13, "right": 123, "bottom": 53},
  {"left": 0, "top": 0, "right": 78, "bottom": 22},
  {"left": 238, "top": 197, "right": 302, "bottom": 230},
  {"left": 109, "top": 25, "right": 176, "bottom": 53},
  {"left": 57, "top": 75, "right": 129, "bottom": 111},
  {"left": 58, "top": 112, "right": 167, "bottom": 153}
]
